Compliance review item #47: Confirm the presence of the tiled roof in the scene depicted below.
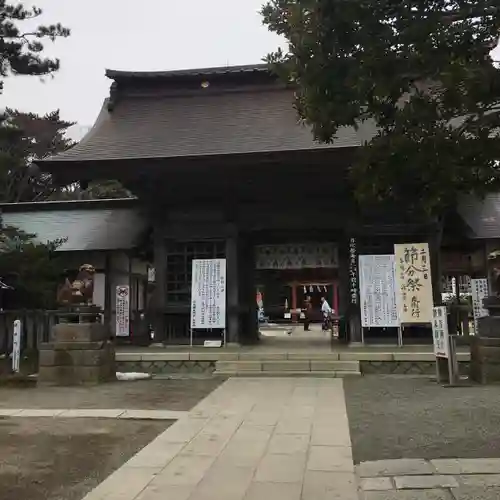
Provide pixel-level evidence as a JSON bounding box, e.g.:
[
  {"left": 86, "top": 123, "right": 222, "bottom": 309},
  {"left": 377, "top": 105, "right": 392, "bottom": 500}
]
[
  {"left": 458, "top": 193, "right": 500, "bottom": 239},
  {"left": 105, "top": 64, "right": 269, "bottom": 81},
  {"left": 42, "top": 88, "right": 376, "bottom": 163},
  {"left": 2, "top": 207, "right": 146, "bottom": 251}
]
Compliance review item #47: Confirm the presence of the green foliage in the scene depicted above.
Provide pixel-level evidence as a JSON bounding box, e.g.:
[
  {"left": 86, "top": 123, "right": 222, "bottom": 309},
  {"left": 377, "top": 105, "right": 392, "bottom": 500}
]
[
  {"left": 80, "top": 180, "right": 132, "bottom": 200},
  {"left": 262, "top": 1, "right": 500, "bottom": 215},
  {"left": 0, "top": 109, "right": 75, "bottom": 202},
  {"left": 0, "top": 0, "right": 70, "bottom": 93},
  {"left": 0, "top": 221, "right": 65, "bottom": 309}
]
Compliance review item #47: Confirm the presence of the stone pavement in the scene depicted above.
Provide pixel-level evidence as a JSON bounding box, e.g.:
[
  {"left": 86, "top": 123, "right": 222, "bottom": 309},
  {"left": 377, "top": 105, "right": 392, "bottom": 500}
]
[
  {"left": 80, "top": 377, "right": 357, "bottom": 500},
  {"left": 0, "top": 408, "right": 188, "bottom": 419},
  {"left": 357, "top": 458, "right": 500, "bottom": 499}
]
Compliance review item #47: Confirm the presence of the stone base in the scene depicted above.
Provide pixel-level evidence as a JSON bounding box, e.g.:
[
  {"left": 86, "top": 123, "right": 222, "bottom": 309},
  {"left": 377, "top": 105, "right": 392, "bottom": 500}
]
[
  {"left": 38, "top": 363, "right": 115, "bottom": 385},
  {"left": 38, "top": 323, "right": 115, "bottom": 386},
  {"left": 477, "top": 316, "right": 500, "bottom": 338},
  {"left": 51, "top": 322, "right": 109, "bottom": 343},
  {"left": 470, "top": 336, "right": 500, "bottom": 384}
]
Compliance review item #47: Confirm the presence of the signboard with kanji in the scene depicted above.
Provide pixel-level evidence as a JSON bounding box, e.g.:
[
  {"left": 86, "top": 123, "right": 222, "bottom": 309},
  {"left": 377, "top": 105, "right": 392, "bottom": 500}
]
[
  {"left": 471, "top": 278, "right": 489, "bottom": 334},
  {"left": 115, "top": 285, "right": 130, "bottom": 337},
  {"left": 349, "top": 238, "right": 358, "bottom": 305},
  {"left": 359, "top": 254, "right": 399, "bottom": 328},
  {"left": 394, "top": 243, "right": 433, "bottom": 324},
  {"left": 432, "top": 306, "right": 449, "bottom": 358},
  {"left": 191, "top": 259, "right": 226, "bottom": 329}
]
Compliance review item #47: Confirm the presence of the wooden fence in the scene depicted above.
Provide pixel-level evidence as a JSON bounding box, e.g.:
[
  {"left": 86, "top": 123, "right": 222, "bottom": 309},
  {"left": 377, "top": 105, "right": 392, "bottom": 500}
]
[{"left": 0, "top": 310, "right": 58, "bottom": 356}]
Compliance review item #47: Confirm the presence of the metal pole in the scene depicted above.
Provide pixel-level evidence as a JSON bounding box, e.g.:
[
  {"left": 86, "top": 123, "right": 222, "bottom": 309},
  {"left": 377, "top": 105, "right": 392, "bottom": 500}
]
[
  {"left": 190, "top": 328, "right": 193, "bottom": 348},
  {"left": 398, "top": 326, "right": 403, "bottom": 347},
  {"left": 223, "top": 328, "right": 227, "bottom": 348}
]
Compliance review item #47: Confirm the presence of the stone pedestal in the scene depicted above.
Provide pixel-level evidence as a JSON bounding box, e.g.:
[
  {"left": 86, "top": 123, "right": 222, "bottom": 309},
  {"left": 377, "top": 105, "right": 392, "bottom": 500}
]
[
  {"left": 470, "top": 304, "right": 500, "bottom": 383},
  {"left": 38, "top": 323, "right": 115, "bottom": 386},
  {"left": 470, "top": 335, "right": 500, "bottom": 384}
]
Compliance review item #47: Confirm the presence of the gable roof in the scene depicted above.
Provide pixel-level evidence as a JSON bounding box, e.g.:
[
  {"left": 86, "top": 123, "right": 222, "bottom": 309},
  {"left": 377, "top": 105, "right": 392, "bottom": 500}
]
[{"left": 39, "top": 64, "right": 377, "bottom": 166}]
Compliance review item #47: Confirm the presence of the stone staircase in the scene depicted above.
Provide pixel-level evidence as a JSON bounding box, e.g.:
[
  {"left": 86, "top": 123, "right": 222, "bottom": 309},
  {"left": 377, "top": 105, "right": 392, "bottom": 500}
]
[{"left": 213, "top": 357, "right": 361, "bottom": 377}]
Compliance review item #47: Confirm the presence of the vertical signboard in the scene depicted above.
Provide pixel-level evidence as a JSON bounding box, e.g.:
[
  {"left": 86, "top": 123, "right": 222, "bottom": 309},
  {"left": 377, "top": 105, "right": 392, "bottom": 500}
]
[
  {"left": 349, "top": 238, "right": 358, "bottom": 305},
  {"left": 12, "top": 319, "right": 21, "bottom": 373},
  {"left": 191, "top": 259, "right": 227, "bottom": 330},
  {"left": 432, "top": 306, "right": 449, "bottom": 358},
  {"left": 471, "top": 278, "right": 489, "bottom": 334},
  {"left": 394, "top": 243, "right": 433, "bottom": 323},
  {"left": 359, "top": 255, "right": 399, "bottom": 328},
  {"left": 116, "top": 285, "right": 130, "bottom": 337}
]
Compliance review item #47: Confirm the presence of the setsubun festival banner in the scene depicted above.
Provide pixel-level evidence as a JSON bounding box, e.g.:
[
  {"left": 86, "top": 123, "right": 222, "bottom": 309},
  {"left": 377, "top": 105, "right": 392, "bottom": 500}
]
[{"left": 394, "top": 243, "right": 433, "bottom": 324}]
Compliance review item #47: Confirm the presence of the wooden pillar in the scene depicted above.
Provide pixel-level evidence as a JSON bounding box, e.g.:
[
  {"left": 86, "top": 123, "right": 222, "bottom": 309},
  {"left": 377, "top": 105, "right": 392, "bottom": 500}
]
[
  {"left": 239, "top": 235, "right": 259, "bottom": 344},
  {"left": 225, "top": 226, "right": 239, "bottom": 344},
  {"left": 152, "top": 224, "right": 167, "bottom": 342},
  {"left": 340, "top": 234, "right": 362, "bottom": 343},
  {"left": 103, "top": 252, "right": 112, "bottom": 329}
]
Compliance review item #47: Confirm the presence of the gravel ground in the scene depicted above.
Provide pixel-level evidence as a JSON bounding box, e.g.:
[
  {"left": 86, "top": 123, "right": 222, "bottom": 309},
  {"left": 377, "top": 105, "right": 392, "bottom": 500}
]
[
  {"left": 344, "top": 376, "right": 500, "bottom": 464},
  {"left": 0, "top": 378, "right": 223, "bottom": 410},
  {"left": 0, "top": 417, "right": 170, "bottom": 500}
]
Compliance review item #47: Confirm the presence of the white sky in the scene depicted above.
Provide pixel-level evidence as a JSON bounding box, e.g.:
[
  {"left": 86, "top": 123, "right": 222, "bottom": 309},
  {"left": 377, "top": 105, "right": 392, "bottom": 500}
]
[
  {"left": 1, "top": 0, "right": 284, "bottom": 126},
  {"left": 1, "top": 1, "right": 499, "bottom": 129}
]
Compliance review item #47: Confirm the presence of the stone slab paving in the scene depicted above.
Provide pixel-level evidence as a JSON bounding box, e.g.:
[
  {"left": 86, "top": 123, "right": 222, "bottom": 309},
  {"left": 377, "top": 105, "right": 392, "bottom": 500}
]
[
  {"left": 357, "top": 458, "right": 500, "bottom": 499},
  {"left": 80, "top": 377, "right": 357, "bottom": 500},
  {"left": 0, "top": 408, "right": 189, "bottom": 419}
]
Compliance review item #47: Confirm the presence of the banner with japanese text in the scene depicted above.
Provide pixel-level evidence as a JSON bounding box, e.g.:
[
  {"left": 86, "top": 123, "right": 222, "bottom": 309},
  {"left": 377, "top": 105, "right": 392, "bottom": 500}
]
[
  {"left": 432, "top": 306, "right": 450, "bottom": 358},
  {"left": 471, "top": 278, "right": 489, "bottom": 334},
  {"left": 191, "top": 259, "right": 227, "bottom": 329},
  {"left": 359, "top": 254, "right": 399, "bottom": 328},
  {"left": 394, "top": 243, "right": 433, "bottom": 324}
]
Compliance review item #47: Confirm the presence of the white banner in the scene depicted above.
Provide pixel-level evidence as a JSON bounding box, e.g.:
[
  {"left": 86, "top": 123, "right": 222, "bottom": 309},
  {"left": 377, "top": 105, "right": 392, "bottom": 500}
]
[
  {"left": 191, "top": 259, "right": 226, "bottom": 329},
  {"left": 471, "top": 278, "right": 489, "bottom": 334},
  {"left": 432, "top": 306, "right": 449, "bottom": 358},
  {"left": 394, "top": 243, "right": 433, "bottom": 324},
  {"left": 359, "top": 255, "right": 399, "bottom": 328},
  {"left": 115, "top": 285, "right": 130, "bottom": 337}
]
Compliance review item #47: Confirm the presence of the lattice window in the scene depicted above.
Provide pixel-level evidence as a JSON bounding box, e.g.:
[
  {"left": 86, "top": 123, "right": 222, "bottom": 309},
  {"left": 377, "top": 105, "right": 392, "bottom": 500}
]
[{"left": 165, "top": 240, "right": 225, "bottom": 303}]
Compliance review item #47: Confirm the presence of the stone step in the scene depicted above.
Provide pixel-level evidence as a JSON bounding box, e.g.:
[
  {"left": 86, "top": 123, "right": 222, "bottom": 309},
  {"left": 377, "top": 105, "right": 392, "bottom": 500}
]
[
  {"left": 213, "top": 370, "right": 361, "bottom": 378},
  {"left": 216, "top": 359, "right": 359, "bottom": 371}
]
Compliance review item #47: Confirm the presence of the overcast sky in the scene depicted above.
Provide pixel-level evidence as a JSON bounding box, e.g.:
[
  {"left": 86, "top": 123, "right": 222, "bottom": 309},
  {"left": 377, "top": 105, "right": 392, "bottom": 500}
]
[
  {"left": 2, "top": 1, "right": 499, "bottom": 131},
  {"left": 1, "top": 0, "right": 284, "bottom": 127}
]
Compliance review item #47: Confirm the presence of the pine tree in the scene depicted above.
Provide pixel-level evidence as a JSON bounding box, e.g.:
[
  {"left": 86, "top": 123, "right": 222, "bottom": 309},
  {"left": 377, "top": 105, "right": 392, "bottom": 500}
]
[{"left": 0, "top": 1, "right": 70, "bottom": 93}]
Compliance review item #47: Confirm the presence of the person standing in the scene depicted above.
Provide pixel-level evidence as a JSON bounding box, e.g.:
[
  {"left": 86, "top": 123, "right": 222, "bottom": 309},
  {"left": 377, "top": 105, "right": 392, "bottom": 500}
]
[
  {"left": 303, "top": 295, "right": 312, "bottom": 331},
  {"left": 321, "top": 296, "right": 333, "bottom": 331}
]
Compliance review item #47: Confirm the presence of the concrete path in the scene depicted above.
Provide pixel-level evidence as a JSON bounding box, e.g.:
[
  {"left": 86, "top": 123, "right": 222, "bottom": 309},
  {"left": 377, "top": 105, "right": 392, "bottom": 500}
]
[
  {"left": 357, "top": 458, "right": 500, "bottom": 499},
  {"left": 0, "top": 408, "right": 188, "bottom": 419},
  {"left": 81, "top": 377, "right": 357, "bottom": 500}
]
